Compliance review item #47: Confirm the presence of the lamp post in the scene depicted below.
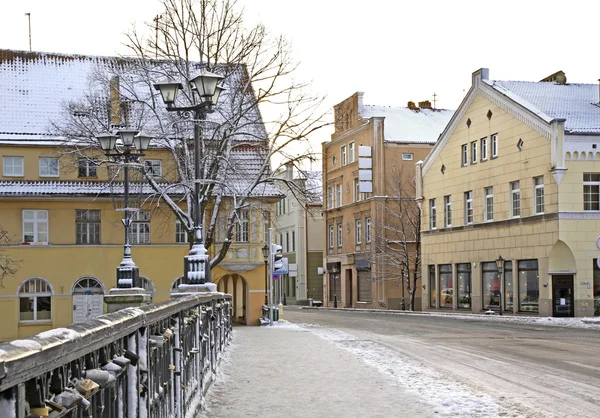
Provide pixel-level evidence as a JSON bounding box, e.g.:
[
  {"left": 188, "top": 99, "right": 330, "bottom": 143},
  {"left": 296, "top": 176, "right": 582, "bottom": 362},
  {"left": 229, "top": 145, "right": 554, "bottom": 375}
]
[
  {"left": 97, "top": 128, "right": 152, "bottom": 288},
  {"left": 496, "top": 255, "right": 504, "bottom": 315},
  {"left": 262, "top": 244, "right": 269, "bottom": 305},
  {"left": 154, "top": 71, "right": 224, "bottom": 285}
]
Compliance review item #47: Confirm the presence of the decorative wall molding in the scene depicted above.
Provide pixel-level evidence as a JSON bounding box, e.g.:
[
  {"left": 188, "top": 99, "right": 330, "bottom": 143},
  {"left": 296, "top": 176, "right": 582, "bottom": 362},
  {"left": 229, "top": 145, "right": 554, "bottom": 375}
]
[
  {"left": 558, "top": 212, "right": 600, "bottom": 220},
  {"left": 422, "top": 213, "right": 558, "bottom": 235}
]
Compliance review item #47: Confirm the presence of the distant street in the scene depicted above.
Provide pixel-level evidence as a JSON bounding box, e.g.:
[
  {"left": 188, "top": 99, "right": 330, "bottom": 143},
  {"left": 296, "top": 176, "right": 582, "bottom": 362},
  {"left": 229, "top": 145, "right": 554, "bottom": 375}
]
[{"left": 282, "top": 308, "right": 600, "bottom": 417}]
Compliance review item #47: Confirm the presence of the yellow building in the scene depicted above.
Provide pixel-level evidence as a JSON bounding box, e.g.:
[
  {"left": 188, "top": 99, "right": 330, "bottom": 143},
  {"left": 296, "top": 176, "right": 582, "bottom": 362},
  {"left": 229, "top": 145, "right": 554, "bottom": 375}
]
[
  {"left": 322, "top": 92, "right": 453, "bottom": 310},
  {"left": 417, "top": 68, "right": 600, "bottom": 317},
  {"left": 0, "top": 50, "right": 281, "bottom": 341}
]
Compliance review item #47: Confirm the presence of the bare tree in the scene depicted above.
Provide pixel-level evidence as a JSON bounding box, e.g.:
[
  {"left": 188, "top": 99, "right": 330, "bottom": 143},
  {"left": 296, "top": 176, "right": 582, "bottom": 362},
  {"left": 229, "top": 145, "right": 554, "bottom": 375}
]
[
  {"left": 51, "top": 0, "right": 329, "bottom": 269},
  {"left": 0, "top": 227, "right": 20, "bottom": 288},
  {"left": 368, "top": 166, "right": 421, "bottom": 311}
]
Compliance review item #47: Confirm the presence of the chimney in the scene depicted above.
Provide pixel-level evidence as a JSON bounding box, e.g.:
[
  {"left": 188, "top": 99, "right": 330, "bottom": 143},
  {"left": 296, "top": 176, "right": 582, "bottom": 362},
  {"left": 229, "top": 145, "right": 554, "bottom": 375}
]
[
  {"left": 407, "top": 101, "right": 419, "bottom": 111},
  {"left": 540, "top": 71, "right": 566, "bottom": 85},
  {"left": 418, "top": 100, "right": 432, "bottom": 110}
]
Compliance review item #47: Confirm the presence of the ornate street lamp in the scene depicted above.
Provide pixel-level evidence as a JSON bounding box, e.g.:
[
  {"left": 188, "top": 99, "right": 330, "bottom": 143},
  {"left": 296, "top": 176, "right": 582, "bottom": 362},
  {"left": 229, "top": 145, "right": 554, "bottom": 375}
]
[
  {"left": 97, "top": 129, "right": 152, "bottom": 289},
  {"left": 154, "top": 70, "right": 224, "bottom": 285},
  {"left": 496, "top": 255, "right": 504, "bottom": 315},
  {"left": 262, "top": 244, "right": 269, "bottom": 305}
]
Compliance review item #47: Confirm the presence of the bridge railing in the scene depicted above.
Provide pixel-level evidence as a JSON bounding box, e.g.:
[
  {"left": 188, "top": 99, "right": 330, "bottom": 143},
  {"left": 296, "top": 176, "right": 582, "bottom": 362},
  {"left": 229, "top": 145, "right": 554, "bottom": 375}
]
[{"left": 0, "top": 293, "right": 232, "bottom": 418}]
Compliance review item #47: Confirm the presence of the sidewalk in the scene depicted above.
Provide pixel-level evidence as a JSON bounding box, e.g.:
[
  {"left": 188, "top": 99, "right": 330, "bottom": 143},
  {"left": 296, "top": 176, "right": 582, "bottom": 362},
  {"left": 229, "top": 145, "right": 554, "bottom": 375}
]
[{"left": 200, "top": 322, "right": 430, "bottom": 418}]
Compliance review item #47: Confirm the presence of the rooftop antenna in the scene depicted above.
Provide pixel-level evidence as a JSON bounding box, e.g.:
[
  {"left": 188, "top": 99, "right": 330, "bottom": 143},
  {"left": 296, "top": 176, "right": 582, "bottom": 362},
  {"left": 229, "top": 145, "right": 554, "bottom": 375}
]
[
  {"left": 432, "top": 92, "right": 438, "bottom": 109},
  {"left": 25, "top": 13, "right": 31, "bottom": 51},
  {"left": 153, "top": 15, "right": 162, "bottom": 59}
]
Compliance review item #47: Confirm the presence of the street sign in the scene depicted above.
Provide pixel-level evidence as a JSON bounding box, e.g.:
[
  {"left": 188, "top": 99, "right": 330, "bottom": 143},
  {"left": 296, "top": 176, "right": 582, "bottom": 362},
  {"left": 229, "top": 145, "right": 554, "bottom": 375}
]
[
  {"left": 274, "top": 257, "right": 289, "bottom": 275},
  {"left": 273, "top": 274, "right": 280, "bottom": 280}
]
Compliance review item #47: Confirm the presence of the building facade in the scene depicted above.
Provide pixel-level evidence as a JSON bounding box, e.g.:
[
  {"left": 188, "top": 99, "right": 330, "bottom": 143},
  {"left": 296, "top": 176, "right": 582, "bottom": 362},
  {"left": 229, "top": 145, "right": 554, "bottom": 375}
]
[
  {"left": 418, "top": 68, "right": 600, "bottom": 317},
  {"left": 0, "top": 50, "right": 281, "bottom": 341},
  {"left": 274, "top": 162, "right": 324, "bottom": 303},
  {"left": 322, "top": 92, "right": 453, "bottom": 310}
]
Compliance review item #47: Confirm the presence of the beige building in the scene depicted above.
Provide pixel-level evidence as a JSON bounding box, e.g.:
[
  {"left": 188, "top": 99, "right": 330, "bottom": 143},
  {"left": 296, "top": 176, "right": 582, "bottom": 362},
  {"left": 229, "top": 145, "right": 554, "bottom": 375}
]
[
  {"left": 417, "top": 68, "right": 600, "bottom": 317},
  {"left": 322, "top": 92, "right": 453, "bottom": 310}
]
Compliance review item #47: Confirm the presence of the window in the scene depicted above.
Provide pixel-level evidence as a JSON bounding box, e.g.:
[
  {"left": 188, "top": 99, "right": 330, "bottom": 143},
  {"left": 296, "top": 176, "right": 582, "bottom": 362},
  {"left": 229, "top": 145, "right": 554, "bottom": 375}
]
[
  {"left": 491, "top": 134, "right": 498, "bottom": 158},
  {"left": 365, "top": 217, "right": 372, "bottom": 243},
  {"left": 130, "top": 210, "right": 150, "bottom": 244},
  {"left": 18, "top": 278, "right": 52, "bottom": 322},
  {"left": 355, "top": 219, "right": 362, "bottom": 244},
  {"left": 464, "top": 191, "right": 473, "bottom": 224},
  {"left": 354, "top": 178, "right": 360, "bottom": 202},
  {"left": 518, "top": 260, "right": 539, "bottom": 312},
  {"left": 457, "top": 263, "right": 471, "bottom": 309},
  {"left": 348, "top": 142, "right": 355, "bottom": 163},
  {"left": 144, "top": 160, "right": 162, "bottom": 177},
  {"left": 439, "top": 264, "right": 453, "bottom": 308},
  {"left": 402, "top": 153, "right": 414, "bottom": 161},
  {"left": 534, "top": 176, "right": 544, "bottom": 214},
  {"left": 327, "top": 186, "right": 334, "bottom": 209},
  {"left": 328, "top": 225, "right": 334, "bottom": 248},
  {"left": 584, "top": 174, "right": 600, "bottom": 211},
  {"left": 175, "top": 220, "right": 187, "bottom": 243},
  {"left": 235, "top": 209, "right": 249, "bottom": 242},
  {"left": 505, "top": 261, "right": 513, "bottom": 311},
  {"left": 482, "top": 262, "right": 500, "bottom": 310},
  {"left": 484, "top": 187, "right": 493, "bottom": 222},
  {"left": 278, "top": 233, "right": 283, "bottom": 246},
  {"left": 510, "top": 181, "right": 520, "bottom": 218},
  {"left": 263, "top": 213, "right": 270, "bottom": 243},
  {"left": 292, "top": 231, "right": 296, "bottom": 252},
  {"left": 336, "top": 184, "right": 342, "bottom": 207},
  {"left": 3, "top": 156, "right": 24, "bottom": 177},
  {"left": 341, "top": 146, "right": 347, "bottom": 166},
  {"left": 39, "top": 157, "right": 59, "bottom": 177},
  {"left": 428, "top": 265, "right": 436, "bottom": 308},
  {"left": 470, "top": 141, "right": 477, "bottom": 164},
  {"left": 444, "top": 195, "right": 452, "bottom": 227},
  {"left": 461, "top": 144, "right": 468, "bottom": 167},
  {"left": 337, "top": 223, "right": 343, "bottom": 248},
  {"left": 23, "top": 210, "right": 48, "bottom": 244},
  {"left": 480, "top": 137, "right": 488, "bottom": 161},
  {"left": 76, "top": 210, "right": 100, "bottom": 244},
  {"left": 286, "top": 232, "right": 290, "bottom": 252},
  {"left": 78, "top": 158, "right": 97, "bottom": 178},
  {"left": 429, "top": 199, "right": 437, "bottom": 229}
]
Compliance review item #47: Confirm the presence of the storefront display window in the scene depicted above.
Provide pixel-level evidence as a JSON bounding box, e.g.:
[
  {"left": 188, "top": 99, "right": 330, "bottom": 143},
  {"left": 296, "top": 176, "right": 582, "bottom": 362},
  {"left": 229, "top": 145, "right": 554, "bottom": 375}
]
[
  {"left": 482, "top": 262, "right": 498, "bottom": 310},
  {"left": 594, "top": 260, "right": 600, "bottom": 316},
  {"left": 439, "top": 264, "right": 452, "bottom": 308},
  {"left": 518, "top": 260, "right": 539, "bottom": 312},
  {"left": 457, "top": 263, "right": 471, "bottom": 309},
  {"left": 429, "top": 265, "right": 436, "bottom": 308}
]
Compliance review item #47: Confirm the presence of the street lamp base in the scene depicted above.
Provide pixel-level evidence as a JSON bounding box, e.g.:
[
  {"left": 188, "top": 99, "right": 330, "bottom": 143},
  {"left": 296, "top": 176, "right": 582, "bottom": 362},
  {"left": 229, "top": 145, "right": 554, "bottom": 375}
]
[{"left": 117, "top": 265, "right": 140, "bottom": 289}]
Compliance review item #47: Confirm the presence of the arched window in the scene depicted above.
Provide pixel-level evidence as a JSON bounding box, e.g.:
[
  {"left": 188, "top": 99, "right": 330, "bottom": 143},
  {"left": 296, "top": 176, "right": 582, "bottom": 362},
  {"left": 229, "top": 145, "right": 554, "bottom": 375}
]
[
  {"left": 171, "top": 276, "right": 184, "bottom": 291},
  {"left": 18, "top": 277, "right": 52, "bottom": 322},
  {"left": 72, "top": 277, "right": 104, "bottom": 323},
  {"left": 72, "top": 277, "right": 104, "bottom": 295},
  {"left": 140, "top": 276, "right": 155, "bottom": 303}
]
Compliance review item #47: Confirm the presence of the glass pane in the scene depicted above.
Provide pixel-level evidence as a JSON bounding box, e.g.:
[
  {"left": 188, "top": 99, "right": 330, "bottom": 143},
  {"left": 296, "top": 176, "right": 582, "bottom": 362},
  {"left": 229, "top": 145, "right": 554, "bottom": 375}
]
[
  {"left": 23, "top": 211, "right": 34, "bottom": 220},
  {"left": 519, "top": 261, "right": 539, "bottom": 312},
  {"left": 482, "top": 262, "right": 499, "bottom": 309},
  {"left": 429, "top": 265, "right": 436, "bottom": 307},
  {"left": 439, "top": 264, "right": 452, "bottom": 307},
  {"left": 505, "top": 262, "right": 514, "bottom": 311},
  {"left": 37, "top": 211, "right": 47, "bottom": 220},
  {"left": 19, "top": 297, "right": 34, "bottom": 320},
  {"left": 37, "top": 296, "right": 51, "bottom": 320},
  {"left": 457, "top": 264, "right": 471, "bottom": 308}
]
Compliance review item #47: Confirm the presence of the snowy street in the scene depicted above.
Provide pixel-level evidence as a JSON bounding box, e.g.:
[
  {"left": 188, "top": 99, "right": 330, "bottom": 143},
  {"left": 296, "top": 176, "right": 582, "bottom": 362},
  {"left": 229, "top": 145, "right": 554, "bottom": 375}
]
[{"left": 201, "top": 308, "right": 600, "bottom": 417}]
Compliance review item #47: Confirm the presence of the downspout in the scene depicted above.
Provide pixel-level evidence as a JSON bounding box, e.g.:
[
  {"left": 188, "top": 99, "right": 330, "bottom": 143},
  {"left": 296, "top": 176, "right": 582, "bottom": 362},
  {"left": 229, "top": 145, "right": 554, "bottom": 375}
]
[{"left": 305, "top": 204, "right": 309, "bottom": 300}]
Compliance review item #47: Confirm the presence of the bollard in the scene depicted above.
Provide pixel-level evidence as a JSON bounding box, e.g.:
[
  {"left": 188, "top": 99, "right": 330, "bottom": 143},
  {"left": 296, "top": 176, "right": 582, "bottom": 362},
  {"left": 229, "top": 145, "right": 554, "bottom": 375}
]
[{"left": 278, "top": 303, "right": 284, "bottom": 323}]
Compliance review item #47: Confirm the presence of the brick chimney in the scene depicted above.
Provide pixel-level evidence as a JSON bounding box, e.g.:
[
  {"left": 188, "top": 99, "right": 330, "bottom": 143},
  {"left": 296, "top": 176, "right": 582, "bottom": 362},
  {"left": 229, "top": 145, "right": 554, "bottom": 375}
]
[
  {"left": 407, "top": 101, "right": 419, "bottom": 111},
  {"left": 418, "top": 100, "right": 432, "bottom": 109}
]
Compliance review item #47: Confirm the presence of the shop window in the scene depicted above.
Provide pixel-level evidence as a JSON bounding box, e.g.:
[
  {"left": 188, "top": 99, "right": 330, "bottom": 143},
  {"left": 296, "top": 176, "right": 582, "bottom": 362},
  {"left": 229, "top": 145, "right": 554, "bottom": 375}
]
[
  {"left": 439, "top": 264, "right": 452, "bottom": 308},
  {"left": 482, "top": 262, "right": 500, "bottom": 310},
  {"left": 457, "top": 263, "right": 471, "bottom": 309},
  {"left": 594, "top": 259, "right": 600, "bottom": 316},
  {"left": 518, "top": 260, "right": 539, "bottom": 312},
  {"left": 429, "top": 265, "right": 436, "bottom": 308},
  {"left": 505, "top": 261, "right": 513, "bottom": 311}
]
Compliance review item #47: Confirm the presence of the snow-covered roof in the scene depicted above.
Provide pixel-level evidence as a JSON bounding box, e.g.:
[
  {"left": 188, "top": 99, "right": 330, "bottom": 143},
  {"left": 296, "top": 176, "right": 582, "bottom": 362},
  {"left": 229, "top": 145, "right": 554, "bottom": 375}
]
[
  {"left": 359, "top": 105, "right": 454, "bottom": 144},
  {"left": 485, "top": 79, "right": 600, "bottom": 134}
]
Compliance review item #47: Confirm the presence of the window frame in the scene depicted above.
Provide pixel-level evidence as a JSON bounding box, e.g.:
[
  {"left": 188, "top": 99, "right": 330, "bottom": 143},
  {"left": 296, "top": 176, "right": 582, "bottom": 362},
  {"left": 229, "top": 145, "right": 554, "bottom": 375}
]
[
  {"left": 336, "top": 184, "right": 342, "bottom": 207},
  {"left": 39, "top": 157, "right": 59, "bottom": 178},
  {"left": 327, "top": 186, "right": 334, "bottom": 209},
  {"left": 584, "top": 173, "right": 600, "bottom": 211},
  {"left": 341, "top": 145, "right": 347, "bottom": 166},
  {"left": 130, "top": 210, "right": 151, "bottom": 244},
  {"left": 491, "top": 134, "right": 498, "bottom": 158},
  {"left": 365, "top": 217, "right": 372, "bottom": 243},
  {"left": 510, "top": 180, "right": 521, "bottom": 218},
  {"left": 461, "top": 144, "right": 468, "bottom": 167},
  {"left": 328, "top": 225, "right": 334, "bottom": 249},
  {"left": 144, "top": 159, "right": 163, "bottom": 177},
  {"left": 355, "top": 219, "right": 362, "bottom": 244},
  {"left": 429, "top": 199, "right": 437, "bottom": 230},
  {"left": 534, "top": 176, "right": 544, "bottom": 214},
  {"left": 464, "top": 190, "right": 473, "bottom": 225},
  {"left": 444, "top": 195, "right": 452, "bottom": 227},
  {"left": 235, "top": 209, "right": 249, "bottom": 242},
  {"left": 76, "top": 209, "right": 101, "bottom": 245},
  {"left": 337, "top": 223, "right": 343, "bottom": 248},
  {"left": 402, "top": 153, "right": 414, "bottom": 161},
  {"left": 22, "top": 209, "right": 49, "bottom": 245},
  {"left": 3, "top": 156, "right": 24, "bottom": 177},
  {"left": 354, "top": 178, "right": 360, "bottom": 202},
  {"left": 348, "top": 142, "right": 355, "bottom": 163},
  {"left": 78, "top": 158, "right": 98, "bottom": 178},
  {"left": 18, "top": 277, "right": 52, "bottom": 323},
  {"left": 470, "top": 141, "right": 477, "bottom": 164},
  {"left": 175, "top": 219, "right": 187, "bottom": 243},
  {"left": 480, "top": 137, "right": 488, "bottom": 161},
  {"left": 484, "top": 187, "right": 494, "bottom": 222}
]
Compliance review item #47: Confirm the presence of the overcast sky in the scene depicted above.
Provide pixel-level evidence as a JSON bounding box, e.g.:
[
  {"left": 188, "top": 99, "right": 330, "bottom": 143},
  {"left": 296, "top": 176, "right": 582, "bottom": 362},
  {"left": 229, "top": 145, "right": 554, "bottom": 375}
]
[{"left": 3, "top": 0, "right": 599, "bottom": 138}]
